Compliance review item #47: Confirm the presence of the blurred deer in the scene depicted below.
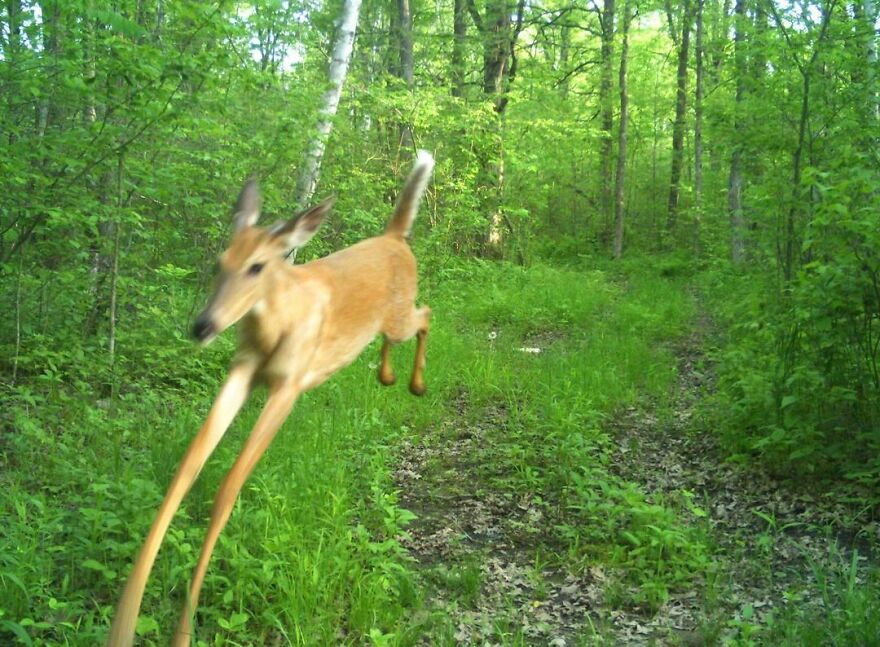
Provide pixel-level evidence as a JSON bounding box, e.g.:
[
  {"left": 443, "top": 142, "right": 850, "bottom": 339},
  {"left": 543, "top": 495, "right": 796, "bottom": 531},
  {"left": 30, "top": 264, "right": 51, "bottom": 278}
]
[{"left": 106, "top": 151, "right": 435, "bottom": 646}]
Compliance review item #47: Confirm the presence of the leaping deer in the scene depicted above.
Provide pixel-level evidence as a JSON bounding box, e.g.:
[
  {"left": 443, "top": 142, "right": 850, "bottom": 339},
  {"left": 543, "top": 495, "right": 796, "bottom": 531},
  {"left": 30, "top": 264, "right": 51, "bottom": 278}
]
[{"left": 106, "top": 151, "right": 435, "bottom": 646}]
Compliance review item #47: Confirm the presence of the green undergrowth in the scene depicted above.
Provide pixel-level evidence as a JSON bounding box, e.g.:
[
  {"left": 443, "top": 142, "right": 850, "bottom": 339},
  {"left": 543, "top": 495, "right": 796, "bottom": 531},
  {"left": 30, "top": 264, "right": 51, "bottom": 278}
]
[
  {"left": 717, "top": 546, "right": 880, "bottom": 647},
  {"left": 428, "top": 258, "right": 712, "bottom": 615},
  {"left": 2, "top": 255, "right": 709, "bottom": 645},
  {"left": 762, "top": 551, "right": 880, "bottom": 647},
  {"left": 698, "top": 260, "right": 880, "bottom": 491}
]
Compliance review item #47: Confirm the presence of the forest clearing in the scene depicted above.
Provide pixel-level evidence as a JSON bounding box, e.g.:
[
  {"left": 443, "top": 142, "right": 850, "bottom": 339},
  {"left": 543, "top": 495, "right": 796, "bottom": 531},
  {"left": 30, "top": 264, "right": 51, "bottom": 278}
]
[{"left": 1, "top": 0, "right": 879, "bottom": 645}]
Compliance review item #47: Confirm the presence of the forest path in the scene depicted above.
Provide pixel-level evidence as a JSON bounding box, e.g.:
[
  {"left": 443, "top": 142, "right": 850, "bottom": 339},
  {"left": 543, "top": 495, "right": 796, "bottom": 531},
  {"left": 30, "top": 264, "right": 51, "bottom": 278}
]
[
  {"left": 606, "top": 310, "right": 877, "bottom": 644},
  {"left": 393, "top": 287, "right": 876, "bottom": 645},
  {"left": 394, "top": 387, "right": 598, "bottom": 644}
]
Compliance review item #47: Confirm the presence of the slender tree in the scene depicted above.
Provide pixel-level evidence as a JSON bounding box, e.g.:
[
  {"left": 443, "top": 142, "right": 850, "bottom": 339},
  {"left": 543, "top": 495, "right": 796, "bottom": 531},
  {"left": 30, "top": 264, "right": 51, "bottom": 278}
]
[
  {"left": 728, "top": 0, "right": 747, "bottom": 264},
  {"left": 295, "top": 0, "right": 363, "bottom": 209},
  {"left": 860, "top": 0, "right": 879, "bottom": 120},
  {"left": 767, "top": 0, "right": 835, "bottom": 282},
  {"left": 666, "top": 0, "right": 694, "bottom": 233},
  {"left": 465, "top": 0, "right": 526, "bottom": 250},
  {"left": 693, "top": 0, "right": 705, "bottom": 252},
  {"left": 452, "top": 0, "right": 468, "bottom": 97},
  {"left": 395, "top": 0, "right": 415, "bottom": 154},
  {"left": 599, "top": 0, "right": 616, "bottom": 235},
  {"left": 393, "top": 0, "right": 413, "bottom": 87},
  {"left": 613, "top": 0, "right": 632, "bottom": 260}
]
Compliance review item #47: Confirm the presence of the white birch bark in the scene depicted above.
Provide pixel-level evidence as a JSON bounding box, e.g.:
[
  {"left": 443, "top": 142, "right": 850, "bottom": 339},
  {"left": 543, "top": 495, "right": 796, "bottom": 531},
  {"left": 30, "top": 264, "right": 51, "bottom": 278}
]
[{"left": 294, "top": 0, "right": 362, "bottom": 208}]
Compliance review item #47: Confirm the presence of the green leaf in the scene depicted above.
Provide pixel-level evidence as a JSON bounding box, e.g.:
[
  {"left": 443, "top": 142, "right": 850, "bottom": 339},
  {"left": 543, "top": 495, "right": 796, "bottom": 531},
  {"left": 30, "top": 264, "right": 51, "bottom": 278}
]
[
  {"left": 621, "top": 530, "right": 642, "bottom": 547},
  {"left": 136, "top": 615, "right": 159, "bottom": 636},
  {"left": 81, "top": 559, "right": 106, "bottom": 571},
  {"left": 780, "top": 395, "right": 798, "bottom": 409},
  {"left": 689, "top": 505, "right": 707, "bottom": 518},
  {"left": 228, "top": 612, "right": 248, "bottom": 628}
]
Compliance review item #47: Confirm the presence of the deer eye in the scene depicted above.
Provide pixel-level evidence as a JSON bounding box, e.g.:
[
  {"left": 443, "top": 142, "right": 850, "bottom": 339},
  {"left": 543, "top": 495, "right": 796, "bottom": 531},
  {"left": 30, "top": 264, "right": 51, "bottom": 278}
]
[{"left": 247, "top": 262, "right": 265, "bottom": 276}]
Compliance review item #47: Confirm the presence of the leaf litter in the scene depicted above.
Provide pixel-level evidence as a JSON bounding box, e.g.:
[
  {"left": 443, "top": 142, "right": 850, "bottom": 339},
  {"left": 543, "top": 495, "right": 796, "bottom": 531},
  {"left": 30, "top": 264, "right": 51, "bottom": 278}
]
[
  {"left": 393, "top": 321, "right": 878, "bottom": 644},
  {"left": 605, "top": 321, "right": 879, "bottom": 644},
  {"left": 394, "top": 393, "right": 604, "bottom": 645}
]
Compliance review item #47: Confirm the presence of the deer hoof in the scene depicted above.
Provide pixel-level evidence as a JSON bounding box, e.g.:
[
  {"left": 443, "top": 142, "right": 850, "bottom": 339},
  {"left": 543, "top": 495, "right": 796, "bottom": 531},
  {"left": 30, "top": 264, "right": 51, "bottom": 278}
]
[{"left": 378, "top": 371, "right": 396, "bottom": 386}]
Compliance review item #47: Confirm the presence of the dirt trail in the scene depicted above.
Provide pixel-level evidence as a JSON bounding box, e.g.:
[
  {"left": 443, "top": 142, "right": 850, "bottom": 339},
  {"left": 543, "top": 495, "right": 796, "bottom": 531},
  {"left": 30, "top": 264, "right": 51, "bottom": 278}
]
[
  {"left": 608, "top": 327, "right": 878, "bottom": 644},
  {"left": 394, "top": 395, "right": 601, "bottom": 644},
  {"left": 394, "top": 322, "right": 878, "bottom": 644}
]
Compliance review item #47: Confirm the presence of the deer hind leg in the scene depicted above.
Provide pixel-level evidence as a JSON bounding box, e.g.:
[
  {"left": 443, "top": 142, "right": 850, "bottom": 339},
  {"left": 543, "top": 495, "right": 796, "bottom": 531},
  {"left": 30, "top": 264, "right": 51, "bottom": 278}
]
[
  {"left": 378, "top": 336, "right": 396, "bottom": 386},
  {"left": 382, "top": 305, "right": 431, "bottom": 396},
  {"left": 173, "top": 382, "right": 299, "bottom": 647},
  {"left": 408, "top": 306, "right": 430, "bottom": 396}
]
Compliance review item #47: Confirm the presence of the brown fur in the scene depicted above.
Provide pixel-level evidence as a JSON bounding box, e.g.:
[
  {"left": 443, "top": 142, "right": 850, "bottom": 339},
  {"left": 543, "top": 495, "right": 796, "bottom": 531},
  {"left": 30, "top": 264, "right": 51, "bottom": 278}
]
[{"left": 106, "top": 152, "right": 434, "bottom": 646}]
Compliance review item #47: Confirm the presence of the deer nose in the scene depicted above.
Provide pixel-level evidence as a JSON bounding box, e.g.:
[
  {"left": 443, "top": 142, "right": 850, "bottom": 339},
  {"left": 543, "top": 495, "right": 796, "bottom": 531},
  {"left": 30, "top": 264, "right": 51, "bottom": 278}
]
[{"left": 192, "top": 315, "right": 216, "bottom": 342}]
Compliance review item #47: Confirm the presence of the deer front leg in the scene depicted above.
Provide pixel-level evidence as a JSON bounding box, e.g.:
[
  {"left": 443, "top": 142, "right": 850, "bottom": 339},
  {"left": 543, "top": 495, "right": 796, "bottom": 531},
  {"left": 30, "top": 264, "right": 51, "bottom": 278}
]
[
  {"left": 106, "top": 362, "right": 256, "bottom": 647},
  {"left": 173, "top": 379, "right": 299, "bottom": 647}
]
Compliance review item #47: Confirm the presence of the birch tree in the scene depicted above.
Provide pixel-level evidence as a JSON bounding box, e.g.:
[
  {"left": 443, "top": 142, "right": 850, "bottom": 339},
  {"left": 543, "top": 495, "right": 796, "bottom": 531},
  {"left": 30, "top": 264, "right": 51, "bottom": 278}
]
[{"left": 294, "top": 0, "right": 362, "bottom": 209}]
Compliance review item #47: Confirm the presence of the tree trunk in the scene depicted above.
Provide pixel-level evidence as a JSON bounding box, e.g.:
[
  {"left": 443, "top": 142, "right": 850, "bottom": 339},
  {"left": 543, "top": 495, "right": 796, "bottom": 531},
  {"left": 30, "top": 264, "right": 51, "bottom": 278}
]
[
  {"left": 767, "top": 1, "right": 833, "bottom": 281},
  {"left": 12, "top": 250, "right": 23, "bottom": 385},
  {"left": 693, "top": 0, "right": 704, "bottom": 253},
  {"left": 396, "top": 0, "right": 414, "bottom": 86},
  {"left": 294, "top": 0, "right": 362, "bottom": 208},
  {"left": 867, "top": 0, "right": 879, "bottom": 120},
  {"left": 613, "top": 0, "right": 631, "bottom": 260},
  {"left": 559, "top": 22, "right": 571, "bottom": 99},
  {"left": 109, "top": 152, "right": 124, "bottom": 386},
  {"left": 83, "top": 4, "right": 97, "bottom": 126},
  {"left": 85, "top": 7, "right": 122, "bottom": 338},
  {"left": 452, "top": 0, "right": 468, "bottom": 97},
  {"left": 38, "top": 0, "right": 64, "bottom": 140},
  {"left": 5, "top": 0, "right": 22, "bottom": 145},
  {"left": 727, "top": 0, "right": 746, "bottom": 265},
  {"left": 479, "top": 0, "right": 510, "bottom": 100},
  {"left": 785, "top": 72, "right": 811, "bottom": 282},
  {"left": 708, "top": 0, "right": 732, "bottom": 86},
  {"left": 856, "top": 0, "right": 879, "bottom": 121},
  {"left": 599, "top": 0, "right": 616, "bottom": 236},
  {"left": 396, "top": 0, "right": 414, "bottom": 154},
  {"left": 467, "top": 0, "right": 525, "bottom": 253},
  {"left": 667, "top": 0, "right": 693, "bottom": 233}
]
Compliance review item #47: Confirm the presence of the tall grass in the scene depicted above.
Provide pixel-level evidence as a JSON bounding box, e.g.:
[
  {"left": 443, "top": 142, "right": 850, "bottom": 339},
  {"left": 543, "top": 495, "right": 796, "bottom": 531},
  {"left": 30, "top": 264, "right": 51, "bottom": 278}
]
[{"left": 2, "top": 256, "right": 705, "bottom": 645}]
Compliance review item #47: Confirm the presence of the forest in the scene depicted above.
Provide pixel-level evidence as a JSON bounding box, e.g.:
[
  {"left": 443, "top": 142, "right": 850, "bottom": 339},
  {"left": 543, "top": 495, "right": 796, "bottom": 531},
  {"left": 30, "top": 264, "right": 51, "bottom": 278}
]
[{"left": 1, "top": 0, "right": 879, "bottom": 644}]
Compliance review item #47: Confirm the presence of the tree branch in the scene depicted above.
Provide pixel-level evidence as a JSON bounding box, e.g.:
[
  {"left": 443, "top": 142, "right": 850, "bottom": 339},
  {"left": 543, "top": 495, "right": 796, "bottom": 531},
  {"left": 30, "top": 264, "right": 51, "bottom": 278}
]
[{"left": 465, "top": 0, "right": 484, "bottom": 32}]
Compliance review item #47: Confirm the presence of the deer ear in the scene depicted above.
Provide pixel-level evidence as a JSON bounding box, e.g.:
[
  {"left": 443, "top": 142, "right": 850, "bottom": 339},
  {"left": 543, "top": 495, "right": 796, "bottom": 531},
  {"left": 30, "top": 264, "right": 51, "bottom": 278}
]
[
  {"left": 270, "top": 197, "right": 335, "bottom": 249},
  {"left": 233, "top": 179, "right": 261, "bottom": 231}
]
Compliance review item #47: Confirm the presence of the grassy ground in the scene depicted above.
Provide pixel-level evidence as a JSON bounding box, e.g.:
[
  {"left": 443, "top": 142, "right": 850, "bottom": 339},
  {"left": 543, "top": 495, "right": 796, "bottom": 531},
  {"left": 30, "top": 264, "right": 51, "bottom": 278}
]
[{"left": 1, "top": 256, "right": 878, "bottom": 645}]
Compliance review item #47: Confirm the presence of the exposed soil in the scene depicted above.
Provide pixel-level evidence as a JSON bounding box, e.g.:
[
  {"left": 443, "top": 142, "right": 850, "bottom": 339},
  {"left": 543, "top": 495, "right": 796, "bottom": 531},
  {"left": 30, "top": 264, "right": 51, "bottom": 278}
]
[
  {"left": 606, "top": 327, "right": 879, "bottom": 645},
  {"left": 394, "top": 396, "right": 603, "bottom": 645},
  {"left": 393, "top": 319, "right": 879, "bottom": 645}
]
